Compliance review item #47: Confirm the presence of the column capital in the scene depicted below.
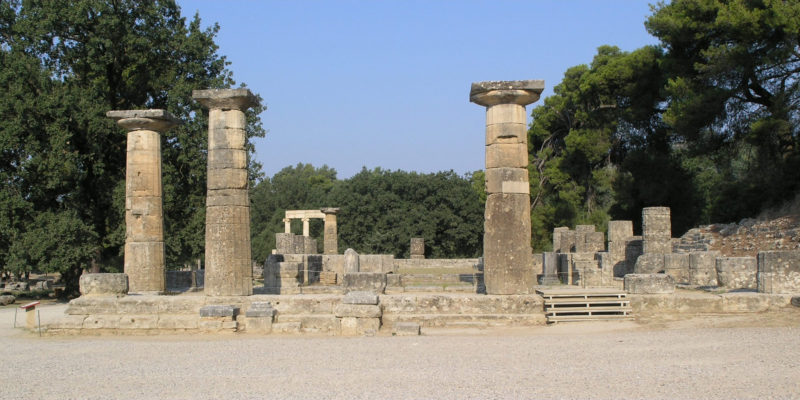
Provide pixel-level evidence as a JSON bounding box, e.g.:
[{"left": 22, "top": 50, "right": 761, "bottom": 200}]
[
  {"left": 107, "top": 109, "right": 181, "bottom": 132},
  {"left": 283, "top": 218, "right": 291, "bottom": 223},
  {"left": 469, "top": 80, "right": 545, "bottom": 107},
  {"left": 192, "top": 88, "right": 259, "bottom": 110},
  {"left": 301, "top": 217, "right": 310, "bottom": 222},
  {"left": 321, "top": 207, "right": 340, "bottom": 215}
]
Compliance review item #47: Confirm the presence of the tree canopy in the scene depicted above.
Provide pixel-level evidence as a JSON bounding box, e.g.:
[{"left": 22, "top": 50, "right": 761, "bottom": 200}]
[{"left": 0, "top": 0, "right": 264, "bottom": 294}]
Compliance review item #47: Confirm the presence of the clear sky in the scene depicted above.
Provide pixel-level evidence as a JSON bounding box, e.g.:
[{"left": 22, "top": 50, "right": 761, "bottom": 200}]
[{"left": 177, "top": 1, "right": 660, "bottom": 179}]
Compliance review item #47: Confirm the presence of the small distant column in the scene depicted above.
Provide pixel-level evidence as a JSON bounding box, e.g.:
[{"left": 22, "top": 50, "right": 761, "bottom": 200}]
[
  {"left": 321, "top": 208, "right": 340, "bottom": 254},
  {"left": 471, "top": 80, "right": 544, "bottom": 295},
  {"left": 643, "top": 207, "right": 672, "bottom": 254},
  {"left": 193, "top": 88, "right": 259, "bottom": 296},
  {"left": 302, "top": 218, "right": 310, "bottom": 237},
  {"left": 410, "top": 238, "right": 425, "bottom": 259},
  {"left": 283, "top": 218, "right": 291, "bottom": 233},
  {"left": 107, "top": 110, "right": 180, "bottom": 294}
]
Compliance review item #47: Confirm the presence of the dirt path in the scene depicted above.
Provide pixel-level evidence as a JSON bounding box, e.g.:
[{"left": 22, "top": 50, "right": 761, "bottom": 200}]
[{"left": 0, "top": 306, "right": 798, "bottom": 399}]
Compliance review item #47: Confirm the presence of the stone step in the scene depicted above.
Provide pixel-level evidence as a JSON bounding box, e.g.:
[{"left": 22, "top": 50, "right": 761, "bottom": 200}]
[
  {"left": 382, "top": 313, "right": 545, "bottom": 328},
  {"left": 397, "top": 273, "right": 478, "bottom": 284}
]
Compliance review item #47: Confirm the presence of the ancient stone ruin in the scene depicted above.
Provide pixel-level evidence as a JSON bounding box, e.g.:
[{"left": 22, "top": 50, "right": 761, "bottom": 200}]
[{"left": 41, "top": 83, "right": 800, "bottom": 337}]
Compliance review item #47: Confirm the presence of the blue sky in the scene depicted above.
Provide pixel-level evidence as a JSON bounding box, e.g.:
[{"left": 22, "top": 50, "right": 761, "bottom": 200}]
[{"left": 177, "top": 1, "right": 660, "bottom": 179}]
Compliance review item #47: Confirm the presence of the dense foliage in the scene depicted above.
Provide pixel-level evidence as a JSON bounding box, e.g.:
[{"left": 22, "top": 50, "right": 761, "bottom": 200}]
[
  {"left": 0, "top": 0, "right": 264, "bottom": 294},
  {"left": 250, "top": 164, "right": 485, "bottom": 262},
  {"left": 529, "top": 0, "right": 800, "bottom": 249}
]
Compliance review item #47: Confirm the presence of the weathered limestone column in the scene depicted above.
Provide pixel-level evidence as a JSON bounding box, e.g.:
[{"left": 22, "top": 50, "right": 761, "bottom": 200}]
[
  {"left": 642, "top": 207, "right": 672, "bottom": 254},
  {"left": 302, "top": 218, "right": 310, "bottom": 237},
  {"left": 471, "top": 80, "right": 544, "bottom": 294},
  {"left": 193, "top": 88, "right": 259, "bottom": 296},
  {"left": 107, "top": 110, "right": 180, "bottom": 294},
  {"left": 283, "top": 218, "right": 291, "bottom": 233},
  {"left": 321, "top": 208, "right": 340, "bottom": 254}
]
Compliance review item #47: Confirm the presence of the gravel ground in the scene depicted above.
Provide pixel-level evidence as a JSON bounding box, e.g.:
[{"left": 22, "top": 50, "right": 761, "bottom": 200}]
[{"left": 0, "top": 305, "right": 798, "bottom": 399}]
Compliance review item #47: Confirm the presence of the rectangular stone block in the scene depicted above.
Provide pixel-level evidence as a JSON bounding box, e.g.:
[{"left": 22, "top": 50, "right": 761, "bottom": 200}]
[
  {"left": 275, "top": 233, "right": 294, "bottom": 254},
  {"left": 608, "top": 240, "right": 627, "bottom": 260},
  {"left": 392, "top": 322, "right": 420, "bottom": 336},
  {"left": 126, "top": 161, "right": 160, "bottom": 195},
  {"left": 245, "top": 317, "right": 273, "bottom": 334},
  {"left": 123, "top": 242, "right": 165, "bottom": 293},
  {"left": 716, "top": 257, "right": 757, "bottom": 289},
  {"left": 342, "top": 272, "right": 387, "bottom": 293},
  {"left": 303, "top": 236, "right": 318, "bottom": 255},
  {"left": 208, "top": 124, "right": 246, "bottom": 150},
  {"left": 486, "top": 122, "right": 526, "bottom": 145},
  {"left": 484, "top": 193, "right": 534, "bottom": 294},
  {"left": 207, "top": 148, "right": 247, "bottom": 169},
  {"left": 485, "top": 167, "right": 529, "bottom": 194},
  {"left": 207, "top": 167, "right": 247, "bottom": 190},
  {"left": 485, "top": 143, "right": 527, "bottom": 169},
  {"left": 334, "top": 304, "right": 381, "bottom": 318},
  {"left": 245, "top": 302, "right": 276, "bottom": 318},
  {"left": 624, "top": 237, "right": 643, "bottom": 275},
  {"left": 339, "top": 317, "right": 380, "bottom": 336},
  {"left": 125, "top": 213, "right": 164, "bottom": 242},
  {"left": 634, "top": 253, "right": 665, "bottom": 274},
  {"left": 643, "top": 207, "right": 672, "bottom": 254},
  {"left": 552, "top": 227, "right": 569, "bottom": 252},
  {"left": 320, "top": 271, "right": 337, "bottom": 285},
  {"left": 293, "top": 235, "right": 305, "bottom": 254},
  {"left": 343, "top": 291, "right": 379, "bottom": 305},
  {"left": 559, "top": 230, "right": 577, "bottom": 253},
  {"left": 757, "top": 250, "right": 800, "bottom": 294},
  {"left": 323, "top": 254, "right": 346, "bottom": 276},
  {"left": 358, "top": 254, "right": 395, "bottom": 273},
  {"left": 199, "top": 305, "right": 239, "bottom": 318},
  {"left": 664, "top": 253, "right": 690, "bottom": 283},
  {"left": 206, "top": 189, "right": 249, "bottom": 207},
  {"left": 486, "top": 103, "right": 526, "bottom": 125},
  {"left": 126, "top": 129, "right": 160, "bottom": 151},
  {"left": 607, "top": 220, "right": 634, "bottom": 242},
  {"left": 624, "top": 273, "right": 675, "bottom": 294}
]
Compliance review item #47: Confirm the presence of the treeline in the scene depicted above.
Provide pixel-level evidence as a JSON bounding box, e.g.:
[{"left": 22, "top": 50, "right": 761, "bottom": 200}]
[
  {"left": 527, "top": 0, "right": 800, "bottom": 249},
  {"left": 250, "top": 164, "right": 484, "bottom": 262}
]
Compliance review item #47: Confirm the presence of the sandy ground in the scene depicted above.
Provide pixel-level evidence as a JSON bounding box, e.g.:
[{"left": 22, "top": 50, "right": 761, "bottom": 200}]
[{"left": 0, "top": 304, "right": 798, "bottom": 399}]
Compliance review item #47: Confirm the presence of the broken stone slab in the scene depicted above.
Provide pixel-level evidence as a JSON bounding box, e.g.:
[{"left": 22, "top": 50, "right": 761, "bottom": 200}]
[
  {"left": 79, "top": 273, "right": 128, "bottom": 297},
  {"left": 624, "top": 273, "right": 675, "bottom": 294},
  {"left": 342, "top": 291, "right": 379, "bottom": 305},
  {"left": 0, "top": 295, "right": 14, "bottom": 306},
  {"left": 199, "top": 305, "right": 239, "bottom": 318},
  {"left": 342, "top": 272, "right": 386, "bottom": 294},
  {"left": 334, "top": 304, "right": 382, "bottom": 318},
  {"left": 392, "top": 322, "right": 421, "bottom": 336}
]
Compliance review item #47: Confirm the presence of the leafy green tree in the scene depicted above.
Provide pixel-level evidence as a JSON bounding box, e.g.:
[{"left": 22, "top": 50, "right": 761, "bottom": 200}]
[{"left": 0, "top": 0, "right": 264, "bottom": 295}]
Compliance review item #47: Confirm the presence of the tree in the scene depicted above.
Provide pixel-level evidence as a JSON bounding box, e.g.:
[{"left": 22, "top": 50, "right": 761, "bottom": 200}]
[{"left": 0, "top": 0, "right": 265, "bottom": 295}]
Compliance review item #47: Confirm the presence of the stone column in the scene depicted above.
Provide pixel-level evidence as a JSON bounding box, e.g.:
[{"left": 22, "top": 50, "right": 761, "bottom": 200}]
[
  {"left": 321, "top": 208, "right": 340, "bottom": 254},
  {"left": 283, "top": 218, "right": 291, "bottom": 233},
  {"left": 193, "top": 88, "right": 259, "bottom": 296},
  {"left": 642, "top": 207, "right": 672, "bottom": 254},
  {"left": 410, "top": 238, "right": 425, "bottom": 259},
  {"left": 470, "top": 80, "right": 544, "bottom": 294},
  {"left": 302, "top": 218, "right": 310, "bottom": 237},
  {"left": 107, "top": 110, "right": 180, "bottom": 294}
]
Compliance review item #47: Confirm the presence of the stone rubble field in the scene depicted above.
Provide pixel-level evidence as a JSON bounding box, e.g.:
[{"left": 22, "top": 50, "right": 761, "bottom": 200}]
[{"left": 0, "top": 304, "right": 798, "bottom": 399}]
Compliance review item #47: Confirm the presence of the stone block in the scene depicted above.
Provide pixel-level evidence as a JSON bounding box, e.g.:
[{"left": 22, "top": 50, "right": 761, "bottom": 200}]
[
  {"left": 245, "top": 302, "right": 276, "bottom": 318},
  {"left": 663, "top": 253, "right": 690, "bottom": 283},
  {"left": 386, "top": 274, "right": 402, "bottom": 287},
  {"left": 157, "top": 315, "right": 199, "bottom": 330},
  {"left": 199, "top": 305, "right": 239, "bottom": 318},
  {"left": 79, "top": 273, "right": 128, "bottom": 297},
  {"left": 206, "top": 167, "right": 247, "bottom": 190},
  {"left": 485, "top": 167, "right": 529, "bottom": 194},
  {"left": 689, "top": 251, "right": 720, "bottom": 286},
  {"left": 624, "top": 237, "right": 643, "bottom": 275},
  {"left": 552, "top": 227, "right": 569, "bottom": 252},
  {"left": 207, "top": 148, "right": 246, "bottom": 169},
  {"left": 358, "top": 254, "right": 395, "bottom": 273},
  {"left": 340, "top": 317, "right": 380, "bottom": 336},
  {"left": 342, "top": 291, "right": 379, "bottom": 305},
  {"left": 117, "top": 315, "right": 159, "bottom": 330},
  {"left": 303, "top": 236, "right": 318, "bottom": 255},
  {"left": 272, "top": 322, "right": 302, "bottom": 334},
  {"left": 293, "top": 235, "right": 305, "bottom": 254},
  {"left": 575, "top": 225, "right": 595, "bottom": 232},
  {"left": 642, "top": 207, "right": 672, "bottom": 254},
  {"left": 484, "top": 193, "right": 534, "bottom": 294},
  {"left": 0, "top": 295, "right": 15, "bottom": 305},
  {"left": 410, "top": 238, "right": 425, "bottom": 258},
  {"left": 392, "top": 322, "right": 421, "bottom": 336},
  {"left": 275, "top": 233, "right": 295, "bottom": 254},
  {"left": 320, "top": 271, "right": 337, "bottom": 285},
  {"left": 607, "top": 220, "right": 633, "bottom": 243},
  {"left": 757, "top": 250, "right": 800, "bottom": 294},
  {"left": 206, "top": 189, "right": 249, "bottom": 207},
  {"left": 334, "top": 304, "right": 381, "bottom": 318},
  {"left": 342, "top": 272, "right": 386, "bottom": 294},
  {"left": 485, "top": 103, "right": 527, "bottom": 125},
  {"left": 634, "top": 253, "right": 665, "bottom": 274},
  {"left": 485, "top": 143, "right": 527, "bottom": 168},
  {"left": 559, "top": 230, "right": 577, "bottom": 253},
  {"left": 624, "top": 273, "right": 675, "bottom": 294},
  {"left": 245, "top": 317, "right": 273, "bottom": 334},
  {"left": 715, "top": 257, "right": 757, "bottom": 289},
  {"left": 344, "top": 248, "right": 359, "bottom": 273},
  {"left": 485, "top": 122, "right": 526, "bottom": 145}
]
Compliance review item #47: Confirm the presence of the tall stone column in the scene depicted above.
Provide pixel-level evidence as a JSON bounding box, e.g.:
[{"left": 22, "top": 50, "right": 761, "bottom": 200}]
[
  {"left": 107, "top": 110, "right": 180, "bottom": 294},
  {"left": 642, "top": 207, "right": 671, "bottom": 254},
  {"left": 284, "top": 218, "right": 291, "bottom": 233},
  {"left": 302, "top": 218, "right": 310, "bottom": 237},
  {"left": 470, "top": 80, "right": 544, "bottom": 294},
  {"left": 193, "top": 88, "right": 259, "bottom": 296},
  {"left": 321, "top": 208, "right": 340, "bottom": 254}
]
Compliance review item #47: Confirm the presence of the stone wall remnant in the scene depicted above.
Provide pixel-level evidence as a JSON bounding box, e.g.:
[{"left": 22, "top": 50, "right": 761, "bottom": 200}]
[
  {"left": 107, "top": 109, "right": 179, "bottom": 294},
  {"left": 642, "top": 207, "right": 671, "bottom": 254},
  {"left": 79, "top": 273, "right": 129, "bottom": 297},
  {"left": 470, "top": 79, "right": 544, "bottom": 294},
  {"left": 715, "top": 256, "right": 757, "bottom": 289},
  {"left": 757, "top": 250, "right": 800, "bottom": 294},
  {"left": 624, "top": 273, "right": 675, "bottom": 294},
  {"left": 689, "top": 251, "right": 721, "bottom": 286},
  {"left": 193, "top": 88, "right": 259, "bottom": 296}
]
